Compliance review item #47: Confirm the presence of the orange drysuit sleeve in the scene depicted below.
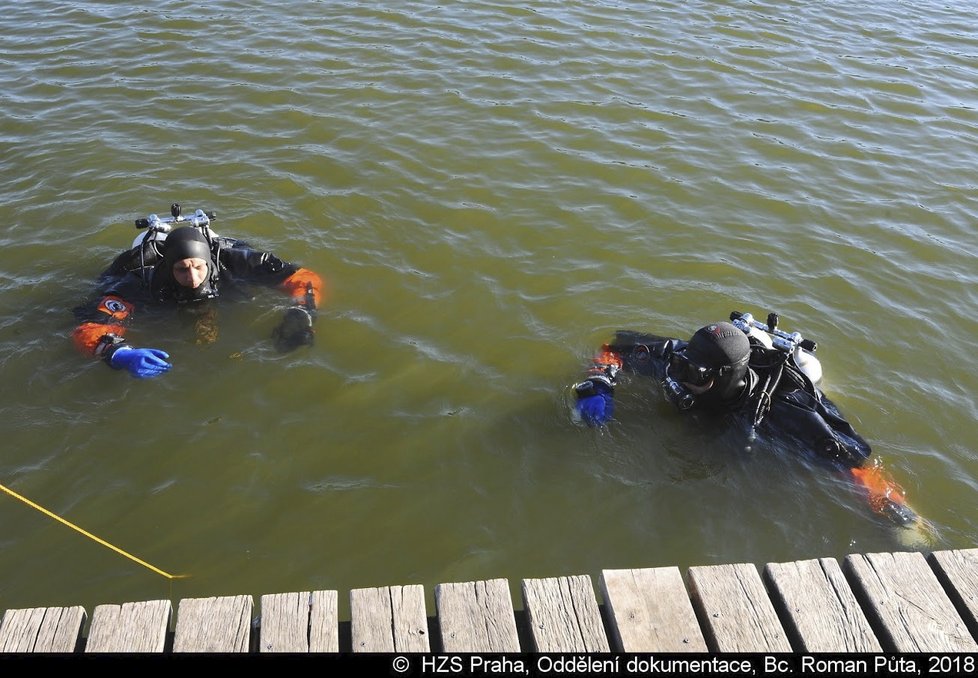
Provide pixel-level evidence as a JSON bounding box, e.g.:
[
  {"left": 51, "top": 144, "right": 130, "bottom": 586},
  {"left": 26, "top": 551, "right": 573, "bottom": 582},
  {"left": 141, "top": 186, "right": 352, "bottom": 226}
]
[
  {"left": 278, "top": 267, "right": 325, "bottom": 311},
  {"left": 72, "top": 295, "right": 134, "bottom": 357}
]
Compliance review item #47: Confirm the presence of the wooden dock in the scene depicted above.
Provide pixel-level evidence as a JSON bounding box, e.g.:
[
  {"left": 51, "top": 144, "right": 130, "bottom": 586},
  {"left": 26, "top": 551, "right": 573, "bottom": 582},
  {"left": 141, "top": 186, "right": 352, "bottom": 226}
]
[{"left": 2, "top": 548, "right": 978, "bottom": 654}]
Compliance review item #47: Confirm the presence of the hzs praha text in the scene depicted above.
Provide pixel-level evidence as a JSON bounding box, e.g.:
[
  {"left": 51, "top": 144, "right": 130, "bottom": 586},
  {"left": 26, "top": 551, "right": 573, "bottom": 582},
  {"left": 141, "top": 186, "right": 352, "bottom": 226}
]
[{"left": 408, "top": 654, "right": 976, "bottom": 676}]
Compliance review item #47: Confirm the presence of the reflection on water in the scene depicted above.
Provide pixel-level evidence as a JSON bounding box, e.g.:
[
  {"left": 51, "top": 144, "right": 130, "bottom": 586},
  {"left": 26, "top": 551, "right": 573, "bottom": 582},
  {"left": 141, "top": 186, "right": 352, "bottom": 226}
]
[{"left": 1, "top": 0, "right": 977, "bottom": 614}]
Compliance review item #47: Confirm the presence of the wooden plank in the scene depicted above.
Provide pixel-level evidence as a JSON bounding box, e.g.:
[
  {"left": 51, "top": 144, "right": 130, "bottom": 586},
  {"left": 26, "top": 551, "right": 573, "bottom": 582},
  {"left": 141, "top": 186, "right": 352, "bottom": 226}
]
[
  {"left": 688, "top": 563, "right": 792, "bottom": 652},
  {"left": 0, "top": 606, "right": 86, "bottom": 653},
  {"left": 86, "top": 599, "right": 171, "bottom": 652},
  {"left": 930, "top": 548, "right": 978, "bottom": 640},
  {"left": 764, "top": 558, "right": 881, "bottom": 652},
  {"left": 172, "top": 595, "right": 253, "bottom": 653},
  {"left": 350, "top": 585, "right": 429, "bottom": 652},
  {"left": 260, "top": 592, "right": 309, "bottom": 652},
  {"left": 309, "top": 590, "right": 339, "bottom": 653},
  {"left": 845, "top": 551, "right": 978, "bottom": 652},
  {"left": 600, "top": 567, "right": 708, "bottom": 652},
  {"left": 259, "top": 592, "right": 310, "bottom": 653},
  {"left": 521, "top": 575, "right": 609, "bottom": 652},
  {"left": 435, "top": 578, "right": 521, "bottom": 652}
]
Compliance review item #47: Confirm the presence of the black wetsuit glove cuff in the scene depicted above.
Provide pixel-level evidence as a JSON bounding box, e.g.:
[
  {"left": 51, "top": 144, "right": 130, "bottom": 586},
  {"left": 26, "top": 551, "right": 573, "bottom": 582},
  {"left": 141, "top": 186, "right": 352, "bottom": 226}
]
[
  {"left": 303, "top": 286, "right": 318, "bottom": 315},
  {"left": 572, "top": 376, "right": 614, "bottom": 399},
  {"left": 98, "top": 336, "right": 129, "bottom": 366}
]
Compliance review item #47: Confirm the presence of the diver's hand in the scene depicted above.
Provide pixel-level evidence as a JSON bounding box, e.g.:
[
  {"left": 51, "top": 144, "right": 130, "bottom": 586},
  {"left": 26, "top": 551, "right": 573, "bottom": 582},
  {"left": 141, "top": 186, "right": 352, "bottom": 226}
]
[
  {"left": 109, "top": 346, "right": 172, "bottom": 378},
  {"left": 577, "top": 393, "right": 614, "bottom": 426},
  {"left": 273, "top": 306, "right": 314, "bottom": 352},
  {"left": 573, "top": 378, "right": 614, "bottom": 426}
]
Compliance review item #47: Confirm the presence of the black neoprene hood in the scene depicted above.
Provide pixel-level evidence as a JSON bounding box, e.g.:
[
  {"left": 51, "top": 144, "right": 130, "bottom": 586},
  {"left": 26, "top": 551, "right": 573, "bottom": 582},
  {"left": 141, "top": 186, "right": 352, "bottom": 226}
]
[
  {"left": 163, "top": 227, "right": 211, "bottom": 268},
  {"left": 685, "top": 321, "right": 752, "bottom": 403},
  {"left": 685, "top": 321, "right": 750, "bottom": 369}
]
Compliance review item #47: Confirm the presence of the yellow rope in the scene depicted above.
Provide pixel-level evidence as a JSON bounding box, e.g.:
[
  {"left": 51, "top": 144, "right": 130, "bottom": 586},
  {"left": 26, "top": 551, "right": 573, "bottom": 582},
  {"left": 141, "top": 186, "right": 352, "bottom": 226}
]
[{"left": 0, "top": 482, "right": 188, "bottom": 580}]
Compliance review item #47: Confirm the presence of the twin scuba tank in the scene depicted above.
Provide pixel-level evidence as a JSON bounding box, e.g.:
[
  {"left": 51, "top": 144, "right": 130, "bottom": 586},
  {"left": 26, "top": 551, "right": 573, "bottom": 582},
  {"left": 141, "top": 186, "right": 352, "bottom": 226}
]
[
  {"left": 731, "top": 311, "right": 823, "bottom": 384},
  {"left": 662, "top": 311, "right": 823, "bottom": 410},
  {"left": 132, "top": 203, "right": 219, "bottom": 250}
]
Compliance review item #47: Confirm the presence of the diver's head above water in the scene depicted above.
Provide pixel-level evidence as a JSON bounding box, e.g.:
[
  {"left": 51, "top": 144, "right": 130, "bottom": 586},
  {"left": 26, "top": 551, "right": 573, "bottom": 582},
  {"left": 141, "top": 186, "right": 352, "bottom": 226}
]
[
  {"left": 670, "top": 321, "right": 751, "bottom": 404},
  {"left": 158, "top": 226, "right": 216, "bottom": 302}
]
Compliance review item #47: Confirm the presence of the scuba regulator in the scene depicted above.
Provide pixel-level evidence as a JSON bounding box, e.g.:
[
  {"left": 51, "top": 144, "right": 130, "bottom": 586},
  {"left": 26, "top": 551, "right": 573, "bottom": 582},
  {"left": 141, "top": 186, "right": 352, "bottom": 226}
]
[
  {"left": 662, "top": 372, "right": 696, "bottom": 410},
  {"left": 658, "top": 339, "right": 696, "bottom": 410}
]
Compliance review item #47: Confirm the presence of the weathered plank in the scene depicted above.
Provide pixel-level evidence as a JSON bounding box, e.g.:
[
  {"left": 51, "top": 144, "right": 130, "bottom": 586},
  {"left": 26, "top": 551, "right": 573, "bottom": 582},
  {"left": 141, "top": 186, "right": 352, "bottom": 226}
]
[
  {"left": 600, "top": 566, "right": 708, "bottom": 652},
  {"left": 309, "top": 590, "right": 340, "bottom": 652},
  {"left": 435, "top": 579, "right": 521, "bottom": 652},
  {"left": 259, "top": 592, "right": 310, "bottom": 653},
  {"left": 688, "top": 563, "right": 792, "bottom": 652},
  {"left": 0, "top": 606, "right": 86, "bottom": 653},
  {"left": 350, "top": 585, "right": 429, "bottom": 652},
  {"left": 172, "top": 595, "right": 253, "bottom": 653},
  {"left": 521, "top": 575, "right": 609, "bottom": 652},
  {"left": 764, "top": 558, "right": 881, "bottom": 652},
  {"left": 86, "top": 599, "right": 171, "bottom": 652},
  {"left": 930, "top": 548, "right": 978, "bottom": 641},
  {"left": 845, "top": 551, "right": 978, "bottom": 652}
]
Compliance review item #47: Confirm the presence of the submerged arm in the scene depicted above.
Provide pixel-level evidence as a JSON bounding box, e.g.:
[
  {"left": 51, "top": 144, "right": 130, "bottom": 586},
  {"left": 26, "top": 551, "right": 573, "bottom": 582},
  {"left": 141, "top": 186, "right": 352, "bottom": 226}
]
[
  {"left": 221, "top": 242, "right": 327, "bottom": 351},
  {"left": 572, "top": 346, "right": 623, "bottom": 427},
  {"left": 72, "top": 293, "right": 171, "bottom": 378},
  {"left": 572, "top": 332, "right": 681, "bottom": 427}
]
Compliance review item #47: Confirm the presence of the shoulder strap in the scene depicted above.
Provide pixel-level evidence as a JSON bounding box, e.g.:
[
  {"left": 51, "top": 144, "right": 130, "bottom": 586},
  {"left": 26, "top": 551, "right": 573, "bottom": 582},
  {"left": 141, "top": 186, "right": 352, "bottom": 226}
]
[{"left": 745, "top": 347, "right": 790, "bottom": 428}]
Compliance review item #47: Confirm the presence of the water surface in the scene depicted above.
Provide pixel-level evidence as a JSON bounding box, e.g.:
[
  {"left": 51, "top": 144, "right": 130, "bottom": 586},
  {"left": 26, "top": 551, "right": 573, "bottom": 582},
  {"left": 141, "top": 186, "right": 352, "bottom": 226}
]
[{"left": 1, "top": 0, "right": 977, "bottom": 618}]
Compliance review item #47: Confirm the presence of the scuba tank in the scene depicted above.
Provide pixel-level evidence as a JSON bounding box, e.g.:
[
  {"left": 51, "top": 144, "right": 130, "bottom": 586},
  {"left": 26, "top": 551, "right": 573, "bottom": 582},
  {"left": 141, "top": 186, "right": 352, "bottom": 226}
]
[
  {"left": 730, "top": 310, "right": 822, "bottom": 384},
  {"left": 793, "top": 343, "right": 822, "bottom": 384},
  {"left": 132, "top": 203, "right": 219, "bottom": 249}
]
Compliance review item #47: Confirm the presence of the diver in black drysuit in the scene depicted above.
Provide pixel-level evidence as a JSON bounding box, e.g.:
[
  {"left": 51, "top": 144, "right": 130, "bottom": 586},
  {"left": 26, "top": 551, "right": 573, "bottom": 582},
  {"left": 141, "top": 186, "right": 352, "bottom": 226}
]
[
  {"left": 572, "top": 319, "right": 919, "bottom": 528},
  {"left": 73, "top": 225, "right": 324, "bottom": 377}
]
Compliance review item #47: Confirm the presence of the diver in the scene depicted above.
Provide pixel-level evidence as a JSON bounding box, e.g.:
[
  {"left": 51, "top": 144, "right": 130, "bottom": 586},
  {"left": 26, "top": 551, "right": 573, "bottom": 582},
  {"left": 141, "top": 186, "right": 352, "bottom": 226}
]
[
  {"left": 73, "top": 204, "right": 325, "bottom": 378},
  {"left": 572, "top": 311, "right": 927, "bottom": 535}
]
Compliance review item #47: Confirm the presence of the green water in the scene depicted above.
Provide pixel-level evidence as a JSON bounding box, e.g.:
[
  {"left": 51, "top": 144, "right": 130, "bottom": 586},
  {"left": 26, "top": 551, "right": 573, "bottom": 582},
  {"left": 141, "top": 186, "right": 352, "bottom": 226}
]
[{"left": 2, "top": 0, "right": 978, "bottom": 619}]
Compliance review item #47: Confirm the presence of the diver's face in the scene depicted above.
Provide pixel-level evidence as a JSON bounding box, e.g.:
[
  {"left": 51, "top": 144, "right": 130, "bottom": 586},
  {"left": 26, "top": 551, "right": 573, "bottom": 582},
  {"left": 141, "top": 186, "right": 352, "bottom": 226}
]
[{"left": 172, "top": 257, "right": 209, "bottom": 289}]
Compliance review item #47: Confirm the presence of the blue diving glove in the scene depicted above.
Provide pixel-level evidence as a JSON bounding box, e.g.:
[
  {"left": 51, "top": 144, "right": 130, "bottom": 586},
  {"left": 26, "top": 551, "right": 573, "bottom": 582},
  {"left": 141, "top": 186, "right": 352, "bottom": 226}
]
[
  {"left": 573, "top": 377, "right": 614, "bottom": 426},
  {"left": 109, "top": 346, "right": 172, "bottom": 378}
]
